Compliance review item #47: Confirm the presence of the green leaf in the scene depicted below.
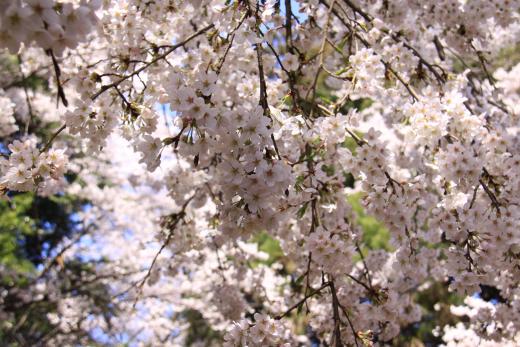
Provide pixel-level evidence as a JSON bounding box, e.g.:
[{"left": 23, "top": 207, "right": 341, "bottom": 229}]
[
  {"left": 297, "top": 201, "right": 309, "bottom": 219},
  {"left": 348, "top": 193, "right": 392, "bottom": 251},
  {"left": 251, "top": 231, "right": 284, "bottom": 266}
]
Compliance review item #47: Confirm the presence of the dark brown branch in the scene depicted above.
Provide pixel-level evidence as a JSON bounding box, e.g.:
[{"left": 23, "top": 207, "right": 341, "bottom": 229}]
[
  {"left": 384, "top": 62, "right": 420, "bottom": 101},
  {"left": 347, "top": 274, "right": 372, "bottom": 293},
  {"left": 337, "top": 300, "right": 361, "bottom": 347},
  {"left": 469, "top": 183, "right": 479, "bottom": 209},
  {"left": 355, "top": 243, "right": 374, "bottom": 289},
  {"left": 479, "top": 178, "right": 501, "bottom": 214},
  {"left": 389, "top": 33, "right": 447, "bottom": 84},
  {"left": 256, "top": 43, "right": 269, "bottom": 111},
  {"left": 263, "top": 35, "right": 304, "bottom": 114},
  {"left": 46, "top": 49, "right": 68, "bottom": 107},
  {"left": 214, "top": 13, "right": 248, "bottom": 74},
  {"left": 341, "top": 0, "right": 373, "bottom": 22},
  {"left": 472, "top": 44, "right": 497, "bottom": 87},
  {"left": 330, "top": 280, "right": 344, "bottom": 347},
  {"left": 433, "top": 35, "right": 446, "bottom": 61},
  {"left": 284, "top": 0, "right": 294, "bottom": 52},
  {"left": 40, "top": 124, "right": 66, "bottom": 153},
  {"left": 255, "top": 36, "right": 283, "bottom": 160},
  {"left": 274, "top": 281, "right": 330, "bottom": 319}
]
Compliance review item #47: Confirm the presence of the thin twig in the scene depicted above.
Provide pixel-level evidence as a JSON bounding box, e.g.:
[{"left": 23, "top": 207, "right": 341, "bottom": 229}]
[
  {"left": 214, "top": 13, "right": 248, "bottom": 74},
  {"left": 255, "top": 28, "right": 283, "bottom": 160},
  {"left": 131, "top": 193, "right": 196, "bottom": 307},
  {"left": 341, "top": 0, "right": 372, "bottom": 22},
  {"left": 337, "top": 300, "right": 361, "bottom": 347},
  {"left": 17, "top": 54, "right": 35, "bottom": 135},
  {"left": 275, "top": 281, "right": 330, "bottom": 320},
  {"left": 479, "top": 179, "right": 501, "bottom": 214},
  {"left": 384, "top": 62, "right": 420, "bottom": 101},
  {"left": 40, "top": 124, "right": 66, "bottom": 153},
  {"left": 36, "top": 224, "right": 94, "bottom": 281},
  {"left": 469, "top": 183, "right": 479, "bottom": 209},
  {"left": 330, "top": 280, "right": 344, "bottom": 347},
  {"left": 46, "top": 49, "right": 68, "bottom": 107},
  {"left": 284, "top": 0, "right": 294, "bottom": 52},
  {"left": 306, "top": 0, "right": 336, "bottom": 105}
]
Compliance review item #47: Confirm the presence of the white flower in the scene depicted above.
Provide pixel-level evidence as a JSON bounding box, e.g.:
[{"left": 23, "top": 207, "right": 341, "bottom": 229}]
[
  {"left": 284, "top": 53, "right": 299, "bottom": 71},
  {"left": 195, "top": 70, "right": 217, "bottom": 96}
]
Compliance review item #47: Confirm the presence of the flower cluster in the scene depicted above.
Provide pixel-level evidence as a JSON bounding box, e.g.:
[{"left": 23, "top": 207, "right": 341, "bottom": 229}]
[
  {"left": 2, "top": 0, "right": 520, "bottom": 346},
  {"left": 0, "top": 94, "right": 18, "bottom": 137},
  {"left": 437, "top": 142, "right": 483, "bottom": 190},
  {"left": 0, "top": 0, "right": 99, "bottom": 55},
  {"left": 64, "top": 97, "right": 118, "bottom": 153},
  {"left": 306, "top": 228, "right": 354, "bottom": 275},
  {"left": 224, "top": 314, "right": 289, "bottom": 347},
  {"left": 211, "top": 284, "right": 247, "bottom": 321},
  {"left": 1, "top": 139, "right": 67, "bottom": 196}
]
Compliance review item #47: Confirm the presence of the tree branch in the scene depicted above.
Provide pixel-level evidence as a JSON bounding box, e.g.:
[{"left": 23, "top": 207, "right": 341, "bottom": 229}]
[
  {"left": 275, "top": 281, "right": 330, "bottom": 320},
  {"left": 46, "top": 49, "right": 68, "bottom": 107}
]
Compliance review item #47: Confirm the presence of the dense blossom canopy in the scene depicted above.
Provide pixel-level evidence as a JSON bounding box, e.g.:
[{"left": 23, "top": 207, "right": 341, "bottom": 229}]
[{"left": 1, "top": 0, "right": 520, "bottom": 346}]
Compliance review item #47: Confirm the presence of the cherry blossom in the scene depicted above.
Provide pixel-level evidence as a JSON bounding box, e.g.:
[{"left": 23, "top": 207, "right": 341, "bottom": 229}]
[{"left": 1, "top": 0, "right": 520, "bottom": 346}]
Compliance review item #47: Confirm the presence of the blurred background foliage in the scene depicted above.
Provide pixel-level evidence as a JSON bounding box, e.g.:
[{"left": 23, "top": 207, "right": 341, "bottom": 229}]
[
  {"left": 0, "top": 193, "right": 82, "bottom": 275},
  {"left": 0, "top": 52, "right": 110, "bottom": 346}
]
